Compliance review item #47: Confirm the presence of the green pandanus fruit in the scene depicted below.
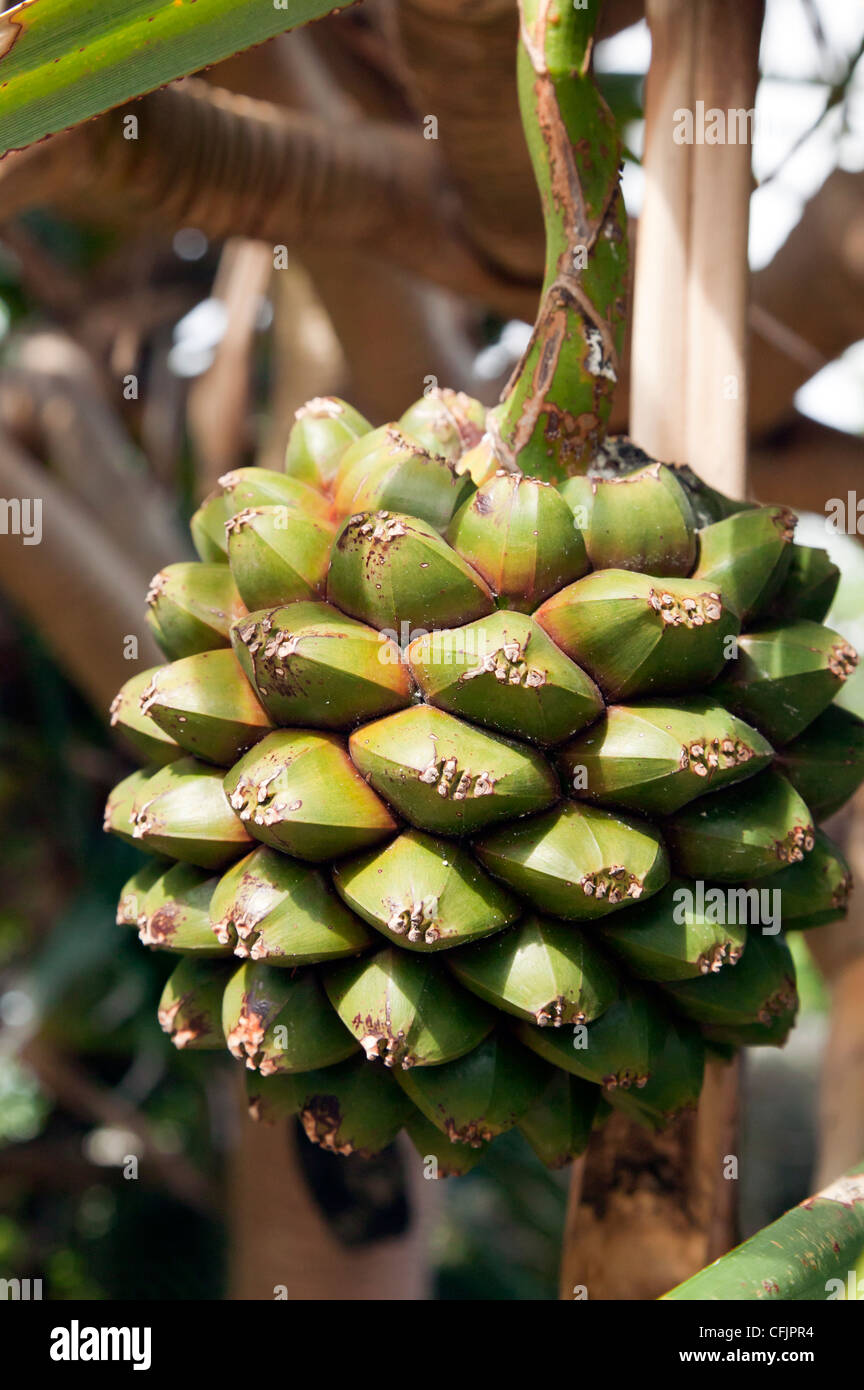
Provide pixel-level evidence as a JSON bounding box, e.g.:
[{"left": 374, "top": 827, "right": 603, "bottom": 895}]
[{"left": 104, "top": 0, "right": 863, "bottom": 1173}]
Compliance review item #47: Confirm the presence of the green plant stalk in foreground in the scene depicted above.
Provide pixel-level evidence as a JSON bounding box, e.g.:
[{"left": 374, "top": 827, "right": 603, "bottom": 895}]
[
  {"left": 490, "top": 0, "right": 628, "bottom": 483},
  {"left": 0, "top": 0, "right": 347, "bottom": 156},
  {"left": 664, "top": 1162, "right": 864, "bottom": 1300}
]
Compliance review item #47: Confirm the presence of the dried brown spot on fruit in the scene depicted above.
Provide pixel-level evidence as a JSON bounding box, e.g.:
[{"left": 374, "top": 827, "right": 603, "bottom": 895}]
[
  {"left": 771, "top": 507, "right": 797, "bottom": 543},
  {"left": 228, "top": 770, "right": 284, "bottom": 825},
  {"left": 697, "top": 940, "right": 741, "bottom": 975},
  {"left": 775, "top": 823, "right": 816, "bottom": 864},
  {"left": 226, "top": 1000, "right": 268, "bottom": 1066},
  {"left": 385, "top": 894, "right": 441, "bottom": 944},
  {"left": 301, "top": 1096, "right": 353, "bottom": 1154},
  {"left": 145, "top": 571, "right": 168, "bottom": 606},
  {"left": 685, "top": 735, "right": 753, "bottom": 777},
  {"left": 444, "top": 1118, "right": 493, "bottom": 1149},
  {"left": 353, "top": 511, "right": 407, "bottom": 544},
  {"left": 138, "top": 905, "right": 179, "bottom": 946},
  {"left": 159, "top": 1002, "right": 212, "bottom": 1049},
  {"left": 353, "top": 1015, "right": 412, "bottom": 1069},
  {"left": 648, "top": 588, "right": 722, "bottom": 628},
  {"left": 157, "top": 998, "right": 182, "bottom": 1033},
  {"left": 131, "top": 800, "right": 164, "bottom": 840},
  {"left": 417, "top": 757, "right": 495, "bottom": 799},
  {"left": 602, "top": 1069, "right": 649, "bottom": 1091},
  {"left": 832, "top": 875, "right": 853, "bottom": 911},
  {"left": 535, "top": 996, "right": 578, "bottom": 1028},
  {"left": 756, "top": 980, "right": 799, "bottom": 1025},
  {"left": 580, "top": 867, "right": 643, "bottom": 901},
  {"left": 461, "top": 640, "right": 548, "bottom": 690},
  {"left": 828, "top": 641, "right": 858, "bottom": 680}
]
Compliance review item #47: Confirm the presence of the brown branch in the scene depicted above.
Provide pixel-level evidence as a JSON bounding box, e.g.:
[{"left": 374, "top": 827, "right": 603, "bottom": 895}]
[
  {"left": 0, "top": 336, "right": 190, "bottom": 575},
  {"left": 0, "top": 428, "right": 162, "bottom": 712},
  {"left": 256, "top": 256, "right": 347, "bottom": 471},
  {"left": 302, "top": 249, "right": 497, "bottom": 419},
  {"left": 749, "top": 414, "right": 864, "bottom": 511},
  {"left": 282, "top": 23, "right": 502, "bottom": 420},
  {"left": 19, "top": 1038, "right": 216, "bottom": 1214},
  {"left": 393, "top": 0, "right": 543, "bottom": 283},
  {"left": 805, "top": 792, "right": 864, "bottom": 1188},
  {"left": 748, "top": 168, "right": 864, "bottom": 437},
  {"left": 0, "top": 78, "right": 536, "bottom": 317},
  {"left": 186, "top": 239, "right": 275, "bottom": 493}
]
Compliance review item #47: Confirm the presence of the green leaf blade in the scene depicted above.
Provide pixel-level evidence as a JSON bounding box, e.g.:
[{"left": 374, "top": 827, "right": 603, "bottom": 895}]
[
  {"left": 663, "top": 1162, "right": 864, "bottom": 1300},
  {"left": 0, "top": 0, "right": 346, "bottom": 156}
]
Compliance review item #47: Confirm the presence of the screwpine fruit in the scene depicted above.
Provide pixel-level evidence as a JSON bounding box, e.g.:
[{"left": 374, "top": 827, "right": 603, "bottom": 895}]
[{"left": 105, "top": 390, "right": 864, "bottom": 1170}]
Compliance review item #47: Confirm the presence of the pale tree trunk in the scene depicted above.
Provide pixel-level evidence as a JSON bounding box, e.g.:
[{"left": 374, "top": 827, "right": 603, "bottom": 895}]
[
  {"left": 229, "top": 1108, "right": 432, "bottom": 1301},
  {"left": 561, "top": 0, "right": 764, "bottom": 1300},
  {"left": 807, "top": 795, "right": 864, "bottom": 1188}
]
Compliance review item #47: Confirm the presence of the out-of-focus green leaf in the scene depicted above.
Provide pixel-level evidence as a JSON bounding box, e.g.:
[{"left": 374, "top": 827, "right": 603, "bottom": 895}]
[
  {"left": 0, "top": 0, "right": 347, "bottom": 156},
  {"left": 664, "top": 1161, "right": 864, "bottom": 1300}
]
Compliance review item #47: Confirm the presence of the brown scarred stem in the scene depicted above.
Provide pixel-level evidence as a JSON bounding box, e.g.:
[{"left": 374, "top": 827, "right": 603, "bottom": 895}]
[
  {"left": 490, "top": 0, "right": 628, "bottom": 482},
  {"left": 0, "top": 78, "right": 534, "bottom": 319}
]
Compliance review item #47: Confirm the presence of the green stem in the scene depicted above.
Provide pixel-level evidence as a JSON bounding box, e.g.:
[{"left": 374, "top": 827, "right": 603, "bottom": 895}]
[
  {"left": 663, "top": 1161, "right": 864, "bottom": 1300},
  {"left": 490, "top": 0, "right": 628, "bottom": 483}
]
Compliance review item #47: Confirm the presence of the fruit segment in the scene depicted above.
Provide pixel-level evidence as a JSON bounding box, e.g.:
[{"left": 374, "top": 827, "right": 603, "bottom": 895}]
[
  {"left": 408, "top": 611, "right": 603, "bottom": 746},
  {"left": 518, "top": 1070, "right": 600, "bottom": 1167},
  {"left": 158, "top": 959, "right": 232, "bottom": 1050},
  {"left": 600, "top": 879, "right": 747, "bottom": 981},
  {"left": 211, "top": 845, "right": 373, "bottom": 963},
  {"left": 327, "top": 510, "right": 494, "bottom": 634},
  {"left": 693, "top": 506, "right": 796, "bottom": 621},
  {"left": 284, "top": 397, "right": 372, "bottom": 488},
  {"left": 474, "top": 800, "right": 670, "bottom": 919},
  {"left": 231, "top": 601, "right": 412, "bottom": 730},
  {"left": 447, "top": 472, "right": 589, "bottom": 610},
  {"left": 145, "top": 562, "right": 247, "bottom": 660},
  {"left": 138, "top": 862, "right": 227, "bottom": 954},
  {"left": 535, "top": 570, "right": 739, "bottom": 700},
  {"left": 712, "top": 620, "right": 858, "bottom": 745},
  {"left": 559, "top": 697, "right": 772, "bottom": 814},
  {"left": 449, "top": 915, "right": 619, "bottom": 1025},
  {"left": 664, "top": 769, "right": 815, "bottom": 882},
  {"left": 394, "top": 1031, "right": 548, "bottom": 1144},
  {"left": 517, "top": 992, "right": 668, "bottom": 1090},
  {"left": 584, "top": 463, "right": 697, "bottom": 576},
  {"left": 349, "top": 705, "right": 559, "bottom": 835},
  {"left": 140, "top": 649, "right": 273, "bottom": 766},
  {"left": 125, "top": 757, "right": 253, "bottom": 869},
  {"left": 332, "top": 830, "right": 519, "bottom": 951},
  {"left": 324, "top": 947, "right": 493, "bottom": 1069},
  {"left": 224, "top": 730, "right": 397, "bottom": 861},
  {"left": 109, "top": 667, "right": 182, "bottom": 766},
  {"left": 222, "top": 961, "right": 358, "bottom": 1074}
]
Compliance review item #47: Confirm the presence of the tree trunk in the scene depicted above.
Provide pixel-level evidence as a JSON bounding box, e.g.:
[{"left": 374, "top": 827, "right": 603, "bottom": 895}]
[
  {"left": 807, "top": 794, "right": 864, "bottom": 1188},
  {"left": 228, "top": 1102, "right": 433, "bottom": 1301},
  {"left": 560, "top": 0, "right": 764, "bottom": 1300}
]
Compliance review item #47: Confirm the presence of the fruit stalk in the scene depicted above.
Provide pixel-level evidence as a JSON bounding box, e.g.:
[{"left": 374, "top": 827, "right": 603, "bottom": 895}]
[{"left": 490, "top": 0, "right": 628, "bottom": 481}]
